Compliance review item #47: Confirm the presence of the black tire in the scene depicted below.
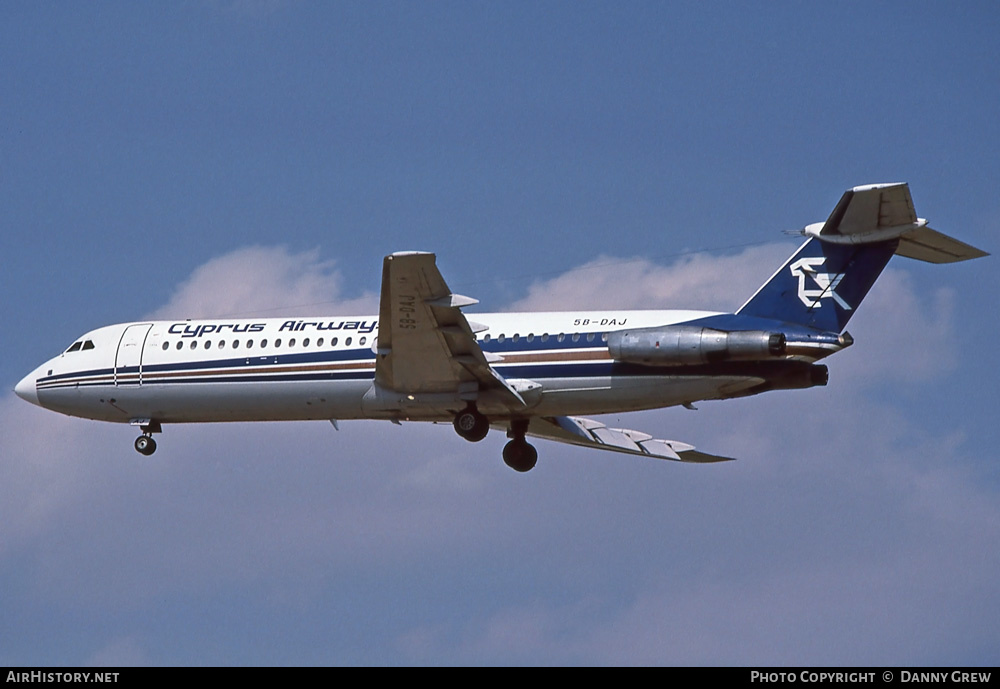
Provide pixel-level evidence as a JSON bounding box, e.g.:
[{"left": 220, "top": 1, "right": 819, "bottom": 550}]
[
  {"left": 502, "top": 440, "right": 537, "bottom": 472},
  {"left": 134, "top": 435, "right": 157, "bottom": 456},
  {"left": 454, "top": 409, "right": 489, "bottom": 442}
]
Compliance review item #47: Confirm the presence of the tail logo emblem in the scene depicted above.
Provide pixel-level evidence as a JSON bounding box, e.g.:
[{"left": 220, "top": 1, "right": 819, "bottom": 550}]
[{"left": 789, "top": 257, "right": 851, "bottom": 310}]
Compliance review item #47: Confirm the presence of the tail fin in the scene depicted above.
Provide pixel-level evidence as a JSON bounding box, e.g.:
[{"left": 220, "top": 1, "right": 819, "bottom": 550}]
[
  {"left": 737, "top": 183, "right": 987, "bottom": 332},
  {"left": 737, "top": 237, "right": 897, "bottom": 331}
]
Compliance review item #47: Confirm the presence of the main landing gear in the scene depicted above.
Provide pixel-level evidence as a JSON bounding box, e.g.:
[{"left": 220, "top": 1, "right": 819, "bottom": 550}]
[
  {"left": 453, "top": 404, "right": 490, "bottom": 442},
  {"left": 503, "top": 418, "right": 537, "bottom": 473},
  {"left": 133, "top": 421, "right": 161, "bottom": 456},
  {"left": 452, "top": 407, "right": 538, "bottom": 471}
]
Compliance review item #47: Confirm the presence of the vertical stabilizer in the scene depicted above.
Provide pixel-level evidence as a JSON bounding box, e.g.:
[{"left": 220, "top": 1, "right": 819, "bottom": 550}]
[
  {"left": 736, "top": 237, "right": 897, "bottom": 331},
  {"left": 737, "top": 183, "right": 986, "bottom": 331}
]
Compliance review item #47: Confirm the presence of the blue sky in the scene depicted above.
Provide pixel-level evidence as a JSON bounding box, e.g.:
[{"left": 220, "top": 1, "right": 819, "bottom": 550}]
[{"left": 1, "top": 2, "right": 997, "bottom": 665}]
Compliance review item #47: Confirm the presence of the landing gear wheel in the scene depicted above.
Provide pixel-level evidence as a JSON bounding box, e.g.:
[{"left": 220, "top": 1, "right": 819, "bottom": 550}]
[
  {"left": 454, "top": 407, "right": 490, "bottom": 442},
  {"left": 134, "top": 435, "right": 157, "bottom": 456},
  {"left": 502, "top": 439, "right": 538, "bottom": 472}
]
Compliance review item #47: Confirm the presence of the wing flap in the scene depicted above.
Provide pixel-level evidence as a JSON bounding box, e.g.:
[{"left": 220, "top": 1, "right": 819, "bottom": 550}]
[
  {"left": 526, "top": 415, "right": 733, "bottom": 463},
  {"left": 590, "top": 426, "right": 644, "bottom": 453}
]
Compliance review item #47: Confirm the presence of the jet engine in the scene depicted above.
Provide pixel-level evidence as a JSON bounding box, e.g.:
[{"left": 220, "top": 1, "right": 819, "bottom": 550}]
[{"left": 607, "top": 326, "right": 786, "bottom": 366}]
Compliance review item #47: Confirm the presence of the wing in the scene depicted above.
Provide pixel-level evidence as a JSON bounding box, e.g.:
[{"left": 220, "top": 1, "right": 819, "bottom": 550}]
[
  {"left": 523, "top": 415, "right": 733, "bottom": 463},
  {"left": 374, "top": 251, "right": 527, "bottom": 409}
]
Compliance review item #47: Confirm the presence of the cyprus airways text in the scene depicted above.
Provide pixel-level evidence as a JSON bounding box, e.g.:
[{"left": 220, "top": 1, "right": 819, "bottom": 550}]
[{"left": 169, "top": 320, "right": 377, "bottom": 338}]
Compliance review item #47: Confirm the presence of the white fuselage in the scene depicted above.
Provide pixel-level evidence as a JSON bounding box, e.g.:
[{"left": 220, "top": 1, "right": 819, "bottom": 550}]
[{"left": 17, "top": 309, "right": 782, "bottom": 426}]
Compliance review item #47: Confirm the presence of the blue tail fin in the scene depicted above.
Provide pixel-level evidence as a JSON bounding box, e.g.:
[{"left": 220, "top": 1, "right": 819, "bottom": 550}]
[
  {"left": 738, "top": 183, "right": 987, "bottom": 332},
  {"left": 736, "top": 237, "right": 897, "bottom": 332}
]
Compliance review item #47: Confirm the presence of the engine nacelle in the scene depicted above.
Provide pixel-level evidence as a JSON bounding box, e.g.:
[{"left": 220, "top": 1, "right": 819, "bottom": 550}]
[{"left": 607, "top": 326, "right": 786, "bottom": 366}]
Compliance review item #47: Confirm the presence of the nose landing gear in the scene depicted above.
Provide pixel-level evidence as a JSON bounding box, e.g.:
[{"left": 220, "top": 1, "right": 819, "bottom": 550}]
[
  {"left": 134, "top": 434, "right": 157, "bottom": 456},
  {"left": 131, "top": 420, "right": 161, "bottom": 456}
]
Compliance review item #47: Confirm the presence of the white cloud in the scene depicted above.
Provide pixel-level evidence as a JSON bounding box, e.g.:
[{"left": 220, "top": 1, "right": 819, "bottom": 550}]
[
  {"left": 0, "top": 400, "right": 120, "bottom": 557},
  {"left": 507, "top": 243, "right": 794, "bottom": 312},
  {"left": 836, "top": 269, "right": 957, "bottom": 385},
  {"left": 147, "top": 245, "right": 378, "bottom": 320}
]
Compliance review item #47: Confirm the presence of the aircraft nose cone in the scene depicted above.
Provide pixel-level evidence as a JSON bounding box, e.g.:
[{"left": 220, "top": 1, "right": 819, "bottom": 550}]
[{"left": 14, "top": 372, "right": 39, "bottom": 406}]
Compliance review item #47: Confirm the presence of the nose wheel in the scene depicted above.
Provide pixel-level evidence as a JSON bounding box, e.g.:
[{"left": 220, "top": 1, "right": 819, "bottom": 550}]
[
  {"left": 134, "top": 434, "right": 157, "bottom": 456},
  {"left": 131, "top": 420, "right": 161, "bottom": 456}
]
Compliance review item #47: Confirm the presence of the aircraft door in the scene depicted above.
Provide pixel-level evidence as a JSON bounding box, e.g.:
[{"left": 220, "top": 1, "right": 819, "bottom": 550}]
[{"left": 115, "top": 324, "right": 153, "bottom": 386}]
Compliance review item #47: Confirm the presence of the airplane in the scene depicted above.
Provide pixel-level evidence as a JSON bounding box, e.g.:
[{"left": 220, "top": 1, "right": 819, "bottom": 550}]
[{"left": 14, "top": 183, "right": 988, "bottom": 472}]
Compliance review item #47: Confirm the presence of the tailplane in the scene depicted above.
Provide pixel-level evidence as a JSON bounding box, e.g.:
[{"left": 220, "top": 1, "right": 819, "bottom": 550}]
[{"left": 737, "top": 183, "right": 987, "bottom": 332}]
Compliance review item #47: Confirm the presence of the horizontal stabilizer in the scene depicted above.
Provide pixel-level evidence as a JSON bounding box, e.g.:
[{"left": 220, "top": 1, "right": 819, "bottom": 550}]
[
  {"left": 522, "top": 415, "right": 733, "bottom": 463},
  {"left": 812, "top": 183, "right": 987, "bottom": 261},
  {"left": 820, "top": 183, "right": 916, "bottom": 237},
  {"left": 895, "top": 226, "right": 989, "bottom": 263}
]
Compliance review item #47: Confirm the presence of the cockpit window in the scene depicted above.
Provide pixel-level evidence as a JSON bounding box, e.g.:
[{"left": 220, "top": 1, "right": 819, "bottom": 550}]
[
  {"left": 82, "top": 340, "right": 95, "bottom": 350},
  {"left": 66, "top": 342, "right": 83, "bottom": 353}
]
